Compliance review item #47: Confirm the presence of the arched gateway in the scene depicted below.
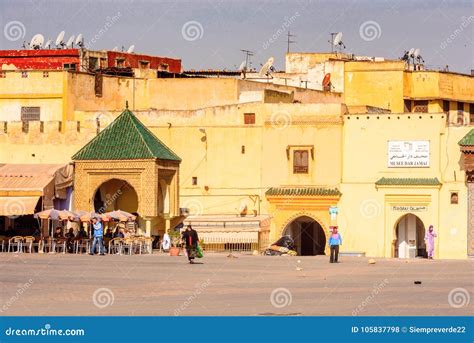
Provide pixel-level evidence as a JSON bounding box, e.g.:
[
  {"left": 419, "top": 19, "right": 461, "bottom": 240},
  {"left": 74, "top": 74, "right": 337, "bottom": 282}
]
[
  {"left": 282, "top": 215, "right": 326, "bottom": 255},
  {"left": 72, "top": 108, "right": 181, "bottom": 236}
]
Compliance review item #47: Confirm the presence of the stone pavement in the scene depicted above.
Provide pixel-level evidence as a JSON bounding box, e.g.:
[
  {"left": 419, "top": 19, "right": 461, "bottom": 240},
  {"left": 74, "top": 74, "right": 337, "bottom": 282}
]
[{"left": 0, "top": 253, "right": 472, "bottom": 316}]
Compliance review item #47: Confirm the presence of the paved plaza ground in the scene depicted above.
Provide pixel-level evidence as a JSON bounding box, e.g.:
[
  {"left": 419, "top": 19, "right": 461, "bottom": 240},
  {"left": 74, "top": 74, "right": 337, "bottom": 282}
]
[{"left": 0, "top": 252, "right": 472, "bottom": 316}]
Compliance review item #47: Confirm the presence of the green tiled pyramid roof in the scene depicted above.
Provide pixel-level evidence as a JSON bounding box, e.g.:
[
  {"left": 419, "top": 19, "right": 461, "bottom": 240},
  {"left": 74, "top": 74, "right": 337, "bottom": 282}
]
[
  {"left": 458, "top": 129, "right": 474, "bottom": 146},
  {"left": 72, "top": 109, "right": 181, "bottom": 161},
  {"left": 266, "top": 187, "right": 341, "bottom": 196},
  {"left": 375, "top": 177, "right": 441, "bottom": 186}
]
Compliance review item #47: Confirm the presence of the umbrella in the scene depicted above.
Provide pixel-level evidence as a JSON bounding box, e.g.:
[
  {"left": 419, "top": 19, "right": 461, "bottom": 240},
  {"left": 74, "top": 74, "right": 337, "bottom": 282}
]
[
  {"left": 104, "top": 210, "right": 136, "bottom": 222},
  {"left": 34, "top": 209, "right": 78, "bottom": 221},
  {"left": 76, "top": 211, "right": 110, "bottom": 222}
]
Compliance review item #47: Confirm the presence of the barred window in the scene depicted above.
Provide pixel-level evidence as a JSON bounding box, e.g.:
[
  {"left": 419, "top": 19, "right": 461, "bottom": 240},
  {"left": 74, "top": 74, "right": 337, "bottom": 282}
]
[
  {"left": 21, "top": 107, "right": 40, "bottom": 121},
  {"left": 293, "top": 150, "right": 309, "bottom": 174},
  {"left": 244, "top": 113, "right": 255, "bottom": 125},
  {"left": 413, "top": 100, "right": 428, "bottom": 113}
]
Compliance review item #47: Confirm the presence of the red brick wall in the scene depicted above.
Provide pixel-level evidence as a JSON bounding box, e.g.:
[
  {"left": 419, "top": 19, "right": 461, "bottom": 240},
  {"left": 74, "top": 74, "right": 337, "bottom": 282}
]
[
  {"left": 106, "top": 51, "right": 181, "bottom": 73},
  {"left": 0, "top": 49, "right": 80, "bottom": 70}
]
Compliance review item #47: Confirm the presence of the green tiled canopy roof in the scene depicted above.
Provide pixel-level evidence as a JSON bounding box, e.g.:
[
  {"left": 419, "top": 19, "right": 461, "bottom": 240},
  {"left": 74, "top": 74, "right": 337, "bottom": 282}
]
[
  {"left": 72, "top": 109, "right": 181, "bottom": 161},
  {"left": 266, "top": 187, "right": 341, "bottom": 196},
  {"left": 375, "top": 177, "right": 441, "bottom": 186},
  {"left": 458, "top": 129, "right": 474, "bottom": 147}
]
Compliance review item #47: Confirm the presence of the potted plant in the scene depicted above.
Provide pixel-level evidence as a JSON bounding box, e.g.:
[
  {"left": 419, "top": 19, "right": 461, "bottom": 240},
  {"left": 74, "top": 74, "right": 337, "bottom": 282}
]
[{"left": 169, "top": 230, "right": 182, "bottom": 256}]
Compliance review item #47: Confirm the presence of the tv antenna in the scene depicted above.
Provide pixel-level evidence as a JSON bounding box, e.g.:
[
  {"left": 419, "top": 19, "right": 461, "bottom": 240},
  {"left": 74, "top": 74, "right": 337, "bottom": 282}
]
[
  {"left": 75, "top": 34, "right": 84, "bottom": 48},
  {"left": 287, "top": 31, "right": 296, "bottom": 53},
  {"left": 330, "top": 32, "right": 345, "bottom": 53},
  {"left": 240, "top": 49, "right": 254, "bottom": 70},
  {"left": 55, "top": 30, "right": 65, "bottom": 49},
  {"left": 30, "top": 34, "right": 44, "bottom": 50}
]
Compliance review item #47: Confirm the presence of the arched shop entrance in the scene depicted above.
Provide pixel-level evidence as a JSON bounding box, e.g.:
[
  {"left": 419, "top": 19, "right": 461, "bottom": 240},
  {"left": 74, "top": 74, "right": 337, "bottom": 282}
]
[
  {"left": 282, "top": 215, "right": 326, "bottom": 256},
  {"left": 93, "top": 178, "right": 138, "bottom": 214},
  {"left": 394, "top": 213, "right": 426, "bottom": 258}
]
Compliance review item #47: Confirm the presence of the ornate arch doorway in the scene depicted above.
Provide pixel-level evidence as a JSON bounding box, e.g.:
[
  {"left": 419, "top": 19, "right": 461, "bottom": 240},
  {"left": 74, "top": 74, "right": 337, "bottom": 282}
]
[
  {"left": 282, "top": 215, "right": 326, "bottom": 256},
  {"left": 93, "top": 178, "right": 138, "bottom": 214},
  {"left": 394, "top": 213, "right": 426, "bottom": 258}
]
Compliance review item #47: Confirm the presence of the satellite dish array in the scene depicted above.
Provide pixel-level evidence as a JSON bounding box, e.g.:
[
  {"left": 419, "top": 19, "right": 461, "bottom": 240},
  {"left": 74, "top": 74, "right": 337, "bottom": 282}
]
[
  {"left": 23, "top": 31, "right": 84, "bottom": 49},
  {"left": 401, "top": 48, "right": 424, "bottom": 66}
]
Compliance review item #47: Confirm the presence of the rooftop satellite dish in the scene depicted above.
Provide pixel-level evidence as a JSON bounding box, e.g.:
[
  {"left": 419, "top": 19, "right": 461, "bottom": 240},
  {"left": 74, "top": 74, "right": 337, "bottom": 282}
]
[
  {"left": 322, "top": 73, "right": 331, "bottom": 88},
  {"left": 55, "top": 31, "right": 65, "bottom": 48},
  {"left": 332, "top": 32, "right": 346, "bottom": 51},
  {"left": 238, "top": 203, "right": 248, "bottom": 216},
  {"left": 66, "top": 35, "right": 75, "bottom": 48},
  {"left": 112, "top": 46, "right": 118, "bottom": 51},
  {"left": 75, "top": 34, "right": 84, "bottom": 47},
  {"left": 413, "top": 48, "right": 420, "bottom": 58},
  {"left": 44, "top": 39, "right": 52, "bottom": 49},
  {"left": 30, "top": 34, "right": 44, "bottom": 49},
  {"left": 238, "top": 60, "right": 246, "bottom": 71},
  {"left": 408, "top": 48, "right": 415, "bottom": 58},
  {"left": 127, "top": 44, "right": 135, "bottom": 53},
  {"left": 258, "top": 57, "right": 275, "bottom": 77}
]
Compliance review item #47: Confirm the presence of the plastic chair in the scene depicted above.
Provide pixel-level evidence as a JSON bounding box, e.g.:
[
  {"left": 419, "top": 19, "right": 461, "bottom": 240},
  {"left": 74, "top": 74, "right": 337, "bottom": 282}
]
[
  {"left": 8, "top": 236, "right": 23, "bottom": 253},
  {"left": 22, "top": 236, "right": 40, "bottom": 253},
  {"left": 108, "top": 238, "right": 122, "bottom": 255},
  {"left": 75, "top": 239, "right": 90, "bottom": 254}
]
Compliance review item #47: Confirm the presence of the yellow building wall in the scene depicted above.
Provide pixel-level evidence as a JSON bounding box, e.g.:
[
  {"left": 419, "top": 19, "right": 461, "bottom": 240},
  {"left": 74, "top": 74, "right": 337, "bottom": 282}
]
[
  {"left": 340, "top": 113, "right": 469, "bottom": 259},
  {"left": 344, "top": 61, "right": 405, "bottom": 112}
]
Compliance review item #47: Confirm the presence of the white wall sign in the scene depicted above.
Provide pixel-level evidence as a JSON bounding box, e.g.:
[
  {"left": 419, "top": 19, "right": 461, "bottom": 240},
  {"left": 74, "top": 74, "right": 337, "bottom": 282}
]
[{"left": 388, "top": 140, "right": 430, "bottom": 168}]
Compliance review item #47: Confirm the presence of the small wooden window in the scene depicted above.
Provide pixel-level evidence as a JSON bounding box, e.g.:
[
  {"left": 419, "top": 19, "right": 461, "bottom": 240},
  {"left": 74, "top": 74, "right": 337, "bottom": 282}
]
[
  {"left": 139, "top": 60, "right": 150, "bottom": 69},
  {"left": 63, "top": 63, "right": 76, "bottom": 71},
  {"left": 241, "top": 145, "right": 245, "bottom": 154},
  {"left": 470, "top": 104, "right": 474, "bottom": 125},
  {"left": 293, "top": 150, "right": 309, "bottom": 174},
  {"left": 89, "top": 57, "right": 99, "bottom": 70},
  {"left": 159, "top": 63, "right": 169, "bottom": 71},
  {"left": 244, "top": 113, "right": 255, "bottom": 125},
  {"left": 21, "top": 107, "right": 40, "bottom": 121},
  {"left": 43, "top": 71, "right": 49, "bottom": 78},
  {"left": 192, "top": 177, "right": 198, "bottom": 186},
  {"left": 404, "top": 99, "right": 412, "bottom": 113},
  {"left": 94, "top": 73, "right": 103, "bottom": 97},
  {"left": 21, "top": 71, "right": 28, "bottom": 78},
  {"left": 413, "top": 100, "right": 428, "bottom": 113},
  {"left": 450, "top": 192, "right": 458, "bottom": 204},
  {"left": 116, "top": 58, "right": 125, "bottom": 68},
  {"left": 0, "top": 71, "right": 6, "bottom": 78}
]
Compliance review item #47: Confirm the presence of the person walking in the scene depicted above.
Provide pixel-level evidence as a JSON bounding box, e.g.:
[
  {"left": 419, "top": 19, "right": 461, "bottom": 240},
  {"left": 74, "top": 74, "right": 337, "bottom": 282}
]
[
  {"left": 181, "top": 225, "right": 199, "bottom": 264},
  {"left": 89, "top": 217, "right": 105, "bottom": 256},
  {"left": 424, "top": 225, "right": 437, "bottom": 259},
  {"left": 328, "top": 226, "right": 342, "bottom": 263}
]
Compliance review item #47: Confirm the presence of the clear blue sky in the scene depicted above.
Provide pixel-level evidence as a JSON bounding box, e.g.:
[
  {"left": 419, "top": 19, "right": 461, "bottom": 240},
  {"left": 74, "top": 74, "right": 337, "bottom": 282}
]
[{"left": 1, "top": 0, "right": 473, "bottom": 73}]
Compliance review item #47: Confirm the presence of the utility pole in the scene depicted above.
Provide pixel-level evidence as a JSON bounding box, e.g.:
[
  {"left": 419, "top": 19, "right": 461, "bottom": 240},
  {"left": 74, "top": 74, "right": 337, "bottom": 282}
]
[{"left": 287, "top": 31, "right": 296, "bottom": 53}]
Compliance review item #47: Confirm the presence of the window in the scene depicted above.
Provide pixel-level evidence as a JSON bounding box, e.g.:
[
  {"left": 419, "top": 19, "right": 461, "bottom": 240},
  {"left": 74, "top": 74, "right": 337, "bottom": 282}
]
[
  {"left": 450, "top": 192, "right": 458, "bottom": 205},
  {"left": 293, "top": 150, "right": 309, "bottom": 174},
  {"left": 457, "top": 102, "right": 464, "bottom": 125},
  {"left": 42, "top": 71, "right": 49, "bottom": 78},
  {"left": 63, "top": 63, "right": 76, "bottom": 71},
  {"left": 470, "top": 104, "right": 474, "bottom": 125},
  {"left": 241, "top": 145, "right": 245, "bottom": 154},
  {"left": 159, "top": 63, "right": 169, "bottom": 71},
  {"left": 413, "top": 100, "right": 428, "bottom": 113},
  {"left": 0, "top": 71, "right": 6, "bottom": 78},
  {"left": 404, "top": 100, "right": 412, "bottom": 113},
  {"left": 89, "top": 57, "right": 99, "bottom": 70},
  {"left": 244, "top": 113, "right": 255, "bottom": 125},
  {"left": 139, "top": 60, "right": 150, "bottom": 69},
  {"left": 192, "top": 177, "right": 198, "bottom": 186},
  {"left": 94, "top": 73, "right": 103, "bottom": 97},
  {"left": 21, "top": 107, "right": 40, "bottom": 121},
  {"left": 116, "top": 58, "right": 125, "bottom": 68},
  {"left": 21, "top": 71, "right": 28, "bottom": 78},
  {"left": 443, "top": 100, "right": 450, "bottom": 124}
]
